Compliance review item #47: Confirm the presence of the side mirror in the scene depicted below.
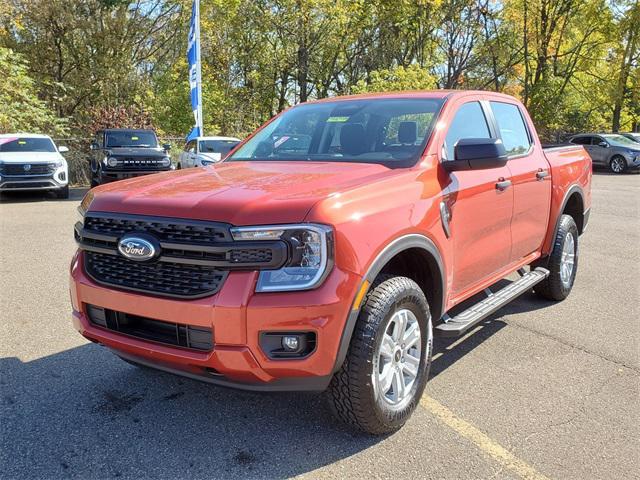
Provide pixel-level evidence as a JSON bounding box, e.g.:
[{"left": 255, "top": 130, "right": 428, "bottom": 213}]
[
  {"left": 444, "top": 138, "right": 508, "bottom": 172},
  {"left": 58, "top": 146, "right": 69, "bottom": 153},
  {"left": 163, "top": 143, "right": 171, "bottom": 151},
  {"left": 598, "top": 141, "right": 608, "bottom": 148},
  {"left": 90, "top": 142, "right": 99, "bottom": 151}
]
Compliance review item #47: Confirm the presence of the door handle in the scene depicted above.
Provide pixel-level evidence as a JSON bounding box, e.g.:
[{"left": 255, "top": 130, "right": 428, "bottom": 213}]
[
  {"left": 536, "top": 170, "right": 549, "bottom": 180},
  {"left": 495, "top": 179, "right": 512, "bottom": 191}
]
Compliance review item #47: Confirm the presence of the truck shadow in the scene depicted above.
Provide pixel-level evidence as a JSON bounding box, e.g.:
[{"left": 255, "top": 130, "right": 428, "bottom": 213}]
[
  {"left": 0, "top": 187, "right": 87, "bottom": 203},
  {"left": 430, "top": 283, "right": 555, "bottom": 379},
  {"left": 1, "top": 345, "right": 379, "bottom": 479},
  {"left": 1, "top": 286, "right": 551, "bottom": 479}
]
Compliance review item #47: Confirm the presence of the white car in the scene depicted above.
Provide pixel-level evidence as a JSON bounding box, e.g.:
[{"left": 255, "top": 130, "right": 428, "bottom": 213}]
[
  {"left": 178, "top": 136, "right": 241, "bottom": 168},
  {"left": 0, "top": 133, "right": 70, "bottom": 198}
]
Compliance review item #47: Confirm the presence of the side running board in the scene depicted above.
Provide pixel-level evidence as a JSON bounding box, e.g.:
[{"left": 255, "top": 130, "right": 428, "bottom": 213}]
[{"left": 435, "top": 267, "right": 550, "bottom": 337}]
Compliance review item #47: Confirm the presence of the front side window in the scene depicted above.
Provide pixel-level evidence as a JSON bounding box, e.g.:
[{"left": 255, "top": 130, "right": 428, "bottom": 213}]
[
  {"left": 444, "top": 102, "right": 491, "bottom": 160},
  {"left": 490, "top": 101, "right": 531, "bottom": 156},
  {"left": 228, "top": 98, "right": 444, "bottom": 167},
  {"left": 0, "top": 137, "right": 56, "bottom": 152},
  {"left": 105, "top": 131, "right": 158, "bottom": 148}
]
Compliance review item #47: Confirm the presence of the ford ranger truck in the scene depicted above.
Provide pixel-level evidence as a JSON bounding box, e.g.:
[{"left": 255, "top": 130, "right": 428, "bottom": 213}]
[
  {"left": 71, "top": 91, "right": 591, "bottom": 434},
  {"left": 88, "top": 128, "right": 173, "bottom": 186}
]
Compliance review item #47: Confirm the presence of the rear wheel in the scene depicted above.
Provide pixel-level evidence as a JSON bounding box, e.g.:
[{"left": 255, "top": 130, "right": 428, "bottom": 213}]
[
  {"left": 609, "top": 155, "right": 627, "bottom": 174},
  {"left": 327, "top": 276, "right": 432, "bottom": 435},
  {"left": 535, "top": 214, "right": 578, "bottom": 300}
]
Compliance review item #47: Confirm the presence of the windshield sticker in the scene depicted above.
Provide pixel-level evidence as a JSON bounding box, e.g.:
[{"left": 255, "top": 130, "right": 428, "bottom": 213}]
[
  {"left": 327, "top": 116, "right": 349, "bottom": 123},
  {"left": 131, "top": 136, "right": 139, "bottom": 141},
  {"left": 18, "top": 140, "right": 27, "bottom": 145},
  {"left": 273, "top": 136, "right": 290, "bottom": 148}
]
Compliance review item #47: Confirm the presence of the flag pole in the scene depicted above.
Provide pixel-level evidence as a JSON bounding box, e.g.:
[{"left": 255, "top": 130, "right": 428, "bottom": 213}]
[{"left": 195, "top": 0, "right": 203, "bottom": 136}]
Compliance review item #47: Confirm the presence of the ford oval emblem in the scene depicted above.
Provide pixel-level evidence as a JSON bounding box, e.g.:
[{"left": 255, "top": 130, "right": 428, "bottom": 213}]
[
  {"left": 117, "top": 235, "right": 158, "bottom": 262},
  {"left": 23, "top": 164, "right": 31, "bottom": 171}
]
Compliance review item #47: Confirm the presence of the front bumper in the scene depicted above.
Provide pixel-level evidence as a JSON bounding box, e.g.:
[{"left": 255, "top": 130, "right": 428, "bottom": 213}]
[
  {"left": 69, "top": 251, "right": 361, "bottom": 391},
  {"left": 0, "top": 170, "right": 68, "bottom": 191}
]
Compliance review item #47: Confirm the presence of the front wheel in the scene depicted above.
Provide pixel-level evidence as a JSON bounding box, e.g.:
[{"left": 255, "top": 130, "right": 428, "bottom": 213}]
[
  {"left": 609, "top": 155, "right": 627, "bottom": 174},
  {"left": 535, "top": 214, "right": 579, "bottom": 300},
  {"left": 327, "top": 276, "right": 432, "bottom": 435}
]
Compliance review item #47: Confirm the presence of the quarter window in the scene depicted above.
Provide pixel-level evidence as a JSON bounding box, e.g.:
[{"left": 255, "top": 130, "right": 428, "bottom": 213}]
[
  {"left": 490, "top": 101, "right": 531, "bottom": 156},
  {"left": 444, "top": 102, "right": 491, "bottom": 160}
]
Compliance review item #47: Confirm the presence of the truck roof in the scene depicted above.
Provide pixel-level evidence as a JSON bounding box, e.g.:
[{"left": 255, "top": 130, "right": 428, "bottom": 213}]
[
  {"left": 101, "top": 128, "right": 156, "bottom": 133},
  {"left": 305, "top": 89, "right": 520, "bottom": 105}
]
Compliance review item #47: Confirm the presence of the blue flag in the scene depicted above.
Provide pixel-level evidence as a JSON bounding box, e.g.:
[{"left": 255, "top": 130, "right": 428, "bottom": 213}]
[{"left": 187, "top": 0, "right": 202, "bottom": 141}]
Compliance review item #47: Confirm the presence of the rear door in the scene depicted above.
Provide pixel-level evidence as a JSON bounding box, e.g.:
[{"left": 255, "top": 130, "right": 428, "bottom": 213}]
[
  {"left": 489, "top": 100, "right": 551, "bottom": 262},
  {"left": 589, "top": 136, "right": 609, "bottom": 166},
  {"left": 442, "top": 100, "right": 514, "bottom": 297}
]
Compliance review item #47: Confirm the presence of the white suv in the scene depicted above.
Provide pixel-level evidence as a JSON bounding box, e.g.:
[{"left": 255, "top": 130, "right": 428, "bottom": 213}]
[
  {"left": 179, "top": 136, "right": 240, "bottom": 168},
  {"left": 0, "top": 134, "right": 70, "bottom": 198}
]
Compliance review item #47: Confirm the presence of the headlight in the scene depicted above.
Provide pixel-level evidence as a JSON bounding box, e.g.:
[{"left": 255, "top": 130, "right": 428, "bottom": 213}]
[
  {"left": 201, "top": 159, "right": 216, "bottom": 166},
  {"left": 160, "top": 156, "right": 171, "bottom": 167},
  {"left": 53, "top": 160, "right": 64, "bottom": 168},
  {"left": 230, "top": 224, "right": 334, "bottom": 292},
  {"left": 106, "top": 157, "right": 119, "bottom": 167},
  {"left": 76, "top": 205, "right": 85, "bottom": 226}
]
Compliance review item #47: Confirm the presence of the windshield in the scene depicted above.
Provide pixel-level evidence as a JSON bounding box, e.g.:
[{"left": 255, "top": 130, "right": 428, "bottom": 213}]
[
  {"left": 199, "top": 139, "right": 239, "bottom": 155},
  {"left": 228, "top": 98, "right": 445, "bottom": 167},
  {"left": 0, "top": 137, "right": 56, "bottom": 153},
  {"left": 602, "top": 134, "right": 639, "bottom": 148},
  {"left": 106, "top": 131, "right": 158, "bottom": 148}
]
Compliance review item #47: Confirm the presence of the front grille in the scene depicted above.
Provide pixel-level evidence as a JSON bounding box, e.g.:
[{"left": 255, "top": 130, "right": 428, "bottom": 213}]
[
  {"left": 85, "top": 251, "right": 227, "bottom": 298},
  {"left": 0, "top": 163, "right": 56, "bottom": 175},
  {"left": 77, "top": 213, "right": 288, "bottom": 299},
  {"left": 2, "top": 181, "right": 53, "bottom": 189},
  {"left": 113, "top": 158, "right": 167, "bottom": 170},
  {"left": 86, "top": 304, "right": 213, "bottom": 351},
  {"left": 84, "top": 215, "right": 229, "bottom": 244}
]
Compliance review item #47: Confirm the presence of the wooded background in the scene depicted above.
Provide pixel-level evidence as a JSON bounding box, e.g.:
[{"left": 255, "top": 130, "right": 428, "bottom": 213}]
[{"left": 1, "top": 0, "right": 638, "bottom": 144}]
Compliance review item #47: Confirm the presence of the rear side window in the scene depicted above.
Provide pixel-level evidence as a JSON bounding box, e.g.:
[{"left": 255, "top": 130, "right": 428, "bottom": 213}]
[
  {"left": 490, "top": 102, "right": 531, "bottom": 156},
  {"left": 444, "top": 102, "right": 491, "bottom": 160}
]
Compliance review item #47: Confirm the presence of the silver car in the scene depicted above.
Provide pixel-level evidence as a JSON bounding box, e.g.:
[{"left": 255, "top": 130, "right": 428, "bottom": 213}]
[{"left": 569, "top": 133, "right": 640, "bottom": 173}]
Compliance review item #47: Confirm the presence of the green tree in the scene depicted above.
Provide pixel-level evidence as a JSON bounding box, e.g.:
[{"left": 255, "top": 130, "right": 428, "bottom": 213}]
[{"left": 0, "top": 47, "right": 67, "bottom": 134}]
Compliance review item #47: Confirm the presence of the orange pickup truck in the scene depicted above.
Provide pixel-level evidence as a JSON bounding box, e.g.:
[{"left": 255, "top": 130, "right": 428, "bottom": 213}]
[{"left": 71, "top": 91, "right": 591, "bottom": 434}]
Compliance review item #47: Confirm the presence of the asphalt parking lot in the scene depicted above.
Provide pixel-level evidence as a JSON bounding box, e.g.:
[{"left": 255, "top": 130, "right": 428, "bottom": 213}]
[{"left": 1, "top": 172, "right": 638, "bottom": 480}]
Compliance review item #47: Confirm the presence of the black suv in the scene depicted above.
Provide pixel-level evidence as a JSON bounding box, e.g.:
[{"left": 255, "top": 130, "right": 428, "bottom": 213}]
[{"left": 89, "top": 129, "right": 173, "bottom": 186}]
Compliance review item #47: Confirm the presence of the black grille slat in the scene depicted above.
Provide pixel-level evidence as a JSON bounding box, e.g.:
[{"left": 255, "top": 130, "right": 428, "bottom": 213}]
[
  {"left": 85, "top": 251, "right": 227, "bottom": 298},
  {"left": 84, "top": 216, "right": 229, "bottom": 244},
  {"left": 0, "top": 163, "right": 56, "bottom": 175}
]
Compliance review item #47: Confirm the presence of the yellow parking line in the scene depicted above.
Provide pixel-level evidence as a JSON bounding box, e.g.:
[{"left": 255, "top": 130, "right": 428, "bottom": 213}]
[{"left": 420, "top": 396, "right": 550, "bottom": 480}]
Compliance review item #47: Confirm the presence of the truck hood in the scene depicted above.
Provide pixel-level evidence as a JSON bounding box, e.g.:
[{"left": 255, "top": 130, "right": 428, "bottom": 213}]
[
  {"left": 0, "top": 151, "right": 64, "bottom": 163},
  {"left": 88, "top": 161, "right": 392, "bottom": 225}
]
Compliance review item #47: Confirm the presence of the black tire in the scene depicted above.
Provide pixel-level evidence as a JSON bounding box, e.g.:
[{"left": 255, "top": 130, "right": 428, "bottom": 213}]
[
  {"left": 55, "top": 185, "right": 69, "bottom": 199},
  {"left": 535, "top": 214, "right": 578, "bottom": 301},
  {"left": 90, "top": 176, "right": 100, "bottom": 188},
  {"left": 176, "top": 162, "right": 182, "bottom": 170},
  {"left": 609, "top": 155, "right": 627, "bottom": 174},
  {"left": 327, "top": 275, "right": 432, "bottom": 435}
]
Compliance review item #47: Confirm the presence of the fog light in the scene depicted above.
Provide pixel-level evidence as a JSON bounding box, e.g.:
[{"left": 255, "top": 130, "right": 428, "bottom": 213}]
[{"left": 282, "top": 335, "right": 300, "bottom": 351}]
